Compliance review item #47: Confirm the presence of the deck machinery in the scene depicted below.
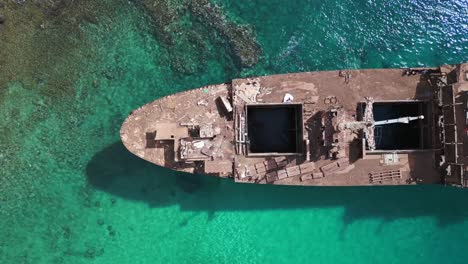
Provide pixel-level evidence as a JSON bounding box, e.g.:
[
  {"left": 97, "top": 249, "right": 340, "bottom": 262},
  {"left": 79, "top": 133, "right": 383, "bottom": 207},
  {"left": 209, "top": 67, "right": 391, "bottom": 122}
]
[{"left": 121, "top": 63, "right": 468, "bottom": 187}]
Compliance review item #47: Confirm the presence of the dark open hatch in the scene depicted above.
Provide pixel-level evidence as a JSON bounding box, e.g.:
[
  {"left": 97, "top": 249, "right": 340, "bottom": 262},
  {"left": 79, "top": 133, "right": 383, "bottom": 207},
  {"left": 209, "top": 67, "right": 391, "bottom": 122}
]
[{"left": 246, "top": 103, "right": 303, "bottom": 155}]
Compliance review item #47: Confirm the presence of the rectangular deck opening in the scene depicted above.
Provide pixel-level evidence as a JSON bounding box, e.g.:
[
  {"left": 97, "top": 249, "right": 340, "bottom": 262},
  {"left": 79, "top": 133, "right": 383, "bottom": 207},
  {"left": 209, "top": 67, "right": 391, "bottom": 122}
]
[
  {"left": 246, "top": 103, "right": 303, "bottom": 156},
  {"left": 359, "top": 101, "right": 431, "bottom": 151}
]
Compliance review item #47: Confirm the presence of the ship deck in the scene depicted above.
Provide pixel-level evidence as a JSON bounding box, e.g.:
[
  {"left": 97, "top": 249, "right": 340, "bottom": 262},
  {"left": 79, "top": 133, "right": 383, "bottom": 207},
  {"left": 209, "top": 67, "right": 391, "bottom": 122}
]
[
  {"left": 231, "top": 69, "right": 440, "bottom": 186},
  {"left": 120, "top": 64, "right": 468, "bottom": 187}
]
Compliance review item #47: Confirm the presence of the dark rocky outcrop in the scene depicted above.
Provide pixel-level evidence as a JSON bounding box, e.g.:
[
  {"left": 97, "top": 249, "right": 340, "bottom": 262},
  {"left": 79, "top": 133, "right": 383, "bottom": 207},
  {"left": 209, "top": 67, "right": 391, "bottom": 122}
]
[
  {"left": 188, "top": 0, "right": 261, "bottom": 67},
  {"left": 134, "top": 0, "right": 261, "bottom": 73}
]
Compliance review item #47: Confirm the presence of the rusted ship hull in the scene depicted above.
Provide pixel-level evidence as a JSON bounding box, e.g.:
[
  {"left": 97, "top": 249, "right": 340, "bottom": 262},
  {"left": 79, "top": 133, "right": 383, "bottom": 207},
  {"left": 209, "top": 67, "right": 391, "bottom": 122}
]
[{"left": 121, "top": 63, "right": 468, "bottom": 187}]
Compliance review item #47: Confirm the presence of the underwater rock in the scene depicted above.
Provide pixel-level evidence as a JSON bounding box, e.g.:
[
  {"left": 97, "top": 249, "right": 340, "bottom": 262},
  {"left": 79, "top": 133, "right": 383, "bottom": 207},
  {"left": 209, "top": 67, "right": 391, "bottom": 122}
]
[
  {"left": 0, "top": 15, "right": 5, "bottom": 24},
  {"left": 135, "top": 0, "right": 206, "bottom": 74},
  {"left": 178, "top": 219, "right": 189, "bottom": 227},
  {"left": 13, "top": 0, "right": 26, "bottom": 5},
  {"left": 85, "top": 248, "right": 95, "bottom": 258},
  {"left": 92, "top": 79, "right": 99, "bottom": 88},
  {"left": 84, "top": 247, "right": 104, "bottom": 259},
  {"left": 188, "top": 0, "right": 261, "bottom": 67},
  {"left": 62, "top": 226, "right": 72, "bottom": 239},
  {"left": 107, "top": 225, "right": 116, "bottom": 237},
  {"left": 136, "top": 0, "right": 261, "bottom": 71}
]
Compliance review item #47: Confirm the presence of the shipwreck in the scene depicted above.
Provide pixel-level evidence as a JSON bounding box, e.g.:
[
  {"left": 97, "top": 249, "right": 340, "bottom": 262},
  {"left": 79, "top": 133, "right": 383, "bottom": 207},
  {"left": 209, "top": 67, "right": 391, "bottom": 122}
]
[{"left": 121, "top": 63, "right": 468, "bottom": 187}]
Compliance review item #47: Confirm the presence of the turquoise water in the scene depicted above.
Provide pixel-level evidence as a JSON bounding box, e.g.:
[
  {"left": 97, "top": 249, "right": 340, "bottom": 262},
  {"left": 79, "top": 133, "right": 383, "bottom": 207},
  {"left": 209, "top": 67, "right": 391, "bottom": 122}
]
[{"left": 1, "top": 0, "right": 467, "bottom": 263}]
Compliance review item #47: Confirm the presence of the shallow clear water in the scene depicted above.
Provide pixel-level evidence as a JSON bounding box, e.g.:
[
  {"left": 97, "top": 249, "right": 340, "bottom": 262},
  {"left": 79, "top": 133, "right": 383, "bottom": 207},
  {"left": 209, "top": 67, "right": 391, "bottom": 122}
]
[{"left": 0, "top": 0, "right": 467, "bottom": 263}]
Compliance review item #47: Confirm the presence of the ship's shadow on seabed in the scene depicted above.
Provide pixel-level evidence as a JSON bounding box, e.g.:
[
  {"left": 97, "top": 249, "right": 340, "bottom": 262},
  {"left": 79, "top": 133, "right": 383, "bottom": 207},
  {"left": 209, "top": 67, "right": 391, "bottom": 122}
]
[{"left": 86, "top": 142, "right": 468, "bottom": 227}]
